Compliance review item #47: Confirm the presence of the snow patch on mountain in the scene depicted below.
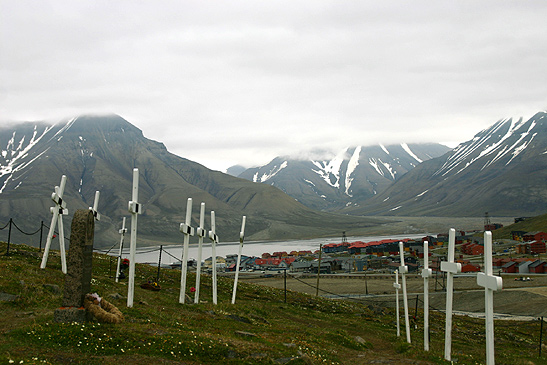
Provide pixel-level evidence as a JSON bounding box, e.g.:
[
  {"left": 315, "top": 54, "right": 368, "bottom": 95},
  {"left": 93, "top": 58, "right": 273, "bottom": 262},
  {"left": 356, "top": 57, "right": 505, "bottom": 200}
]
[
  {"left": 344, "top": 146, "right": 361, "bottom": 196},
  {"left": 416, "top": 189, "right": 429, "bottom": 198},
  {"left": 253, "top": 161, "right": 288, "bottom": 182},
  {"left": 311, "top": 148, "right": 346, "bottom": 188},
  {"left": 0, "top": 125, "right": 53, "bottom": 193},
  {"left": 53, "top": 117, "right": 77, "bottom": 138},
  {"left": 434, "top": 117, "right": 537, "bottom": 177},
  {"left": 401, "top": 143, "right": 422, "bottom": 163}
]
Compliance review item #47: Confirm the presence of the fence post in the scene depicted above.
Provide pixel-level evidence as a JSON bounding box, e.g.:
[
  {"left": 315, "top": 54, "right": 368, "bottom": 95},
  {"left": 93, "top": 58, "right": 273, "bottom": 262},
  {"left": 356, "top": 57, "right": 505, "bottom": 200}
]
[
  {"left": 284, "top": 269, "right": 287, "bottom": 303},
  {"left": 39, "top": 221, "right": 44, "bottom": 252},
  {"left": 315, "top": 244, "right": 323, "bottom": 297},
  {"left": 540, "top": 317, "right": 544, "bottom": 358},
  {"left": 156, "top": 245, "right": 163, "bottom": 282},
  {"left": 415, "top": 295, "right": 419, "bottom": 320},
  {"left": 6, "top": 218, "right": 13, "bottom": 255}
]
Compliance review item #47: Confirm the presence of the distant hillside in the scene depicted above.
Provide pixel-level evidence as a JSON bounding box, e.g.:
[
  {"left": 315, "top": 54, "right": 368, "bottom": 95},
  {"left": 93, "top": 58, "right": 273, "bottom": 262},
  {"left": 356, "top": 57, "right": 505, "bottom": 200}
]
[
  {"left": 237, "top": 143, "right": 450, "bottom": 211},
  {"left": 0, "top": 114, "right": 382, "bottom": 247},
  {"left": 344, "top": 112, "right": 547, "bottom": 217},
  {"left": 492, "top": 213, "right": 547, "bottom": 240}
]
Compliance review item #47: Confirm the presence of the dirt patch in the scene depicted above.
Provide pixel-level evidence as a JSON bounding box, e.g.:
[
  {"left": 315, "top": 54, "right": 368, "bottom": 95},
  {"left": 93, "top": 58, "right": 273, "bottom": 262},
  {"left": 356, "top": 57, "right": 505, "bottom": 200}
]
[{"left": 240, "top": 273, "right": 547, "bottom": 317}]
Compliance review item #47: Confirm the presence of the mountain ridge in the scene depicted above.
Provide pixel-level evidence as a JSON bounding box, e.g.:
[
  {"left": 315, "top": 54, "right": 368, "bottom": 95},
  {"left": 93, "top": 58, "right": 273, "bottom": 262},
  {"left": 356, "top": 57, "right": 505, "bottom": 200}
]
[
  {"left": 343, "top": 111, "right": 547, "bottom": 217},
  {"left": 0, "top": 114, "right": 382, "bottom": 247},
  {"left": 236, "top": 143, "right": 451, "bottom": 211}
]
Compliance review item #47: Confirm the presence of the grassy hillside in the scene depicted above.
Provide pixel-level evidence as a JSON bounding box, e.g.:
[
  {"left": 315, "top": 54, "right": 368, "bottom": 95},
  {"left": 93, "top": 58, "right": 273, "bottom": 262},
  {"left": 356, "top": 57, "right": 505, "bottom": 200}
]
[
  {"left": 492, "top": 212, "right": 547, "bottom": 240},
  {"left": 0, "top": 242, "right": 544, "bottom": 364}
]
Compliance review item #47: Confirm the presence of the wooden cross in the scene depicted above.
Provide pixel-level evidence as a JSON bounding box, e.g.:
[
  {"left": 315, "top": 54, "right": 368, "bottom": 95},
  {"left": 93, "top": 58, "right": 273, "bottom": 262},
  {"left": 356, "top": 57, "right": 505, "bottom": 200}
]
[
  {"left": 115, "top": 217, "right": 127, "bottom": 283},
  {"left": 393, "top": 269, "right": 401, "bottom": 338},
  {"left": 40, "top": 175, "right": 69, "bottom": 274},
  {"left": 194, "top": 202, "right": 206, "bottom": 304},
  {"left": 441, "top": 228, "right": 462, "bottom": 361},
  {"left": 421, "top": 240, "right": 433, "bottom": 351},
  {"left": 477, "top": 231, "right": 503, "bottom": 365},
  {"left": 179, "top": 198, "right": 194, "bottom": 304},
  {"left": 399, "top": 241, "right": 411, "bottom": 343},
  {"left": 209, "top": 211, "right": 219, "bottom": 305},
  {"left": 231, "top": 216, "right": 247, "bottom": 304},
  {"left": 127, "top": 168, "right": 142, "bottom": 308}
]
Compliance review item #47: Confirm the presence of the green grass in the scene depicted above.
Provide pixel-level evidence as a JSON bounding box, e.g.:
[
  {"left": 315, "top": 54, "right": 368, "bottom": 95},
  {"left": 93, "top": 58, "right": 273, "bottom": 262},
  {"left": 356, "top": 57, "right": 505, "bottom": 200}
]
[
  {"left": 493, "top": 212, "right": 547, "bottom": 240},
  {"left": 0, "top": 241, "right": 545, "bottom": 364}
]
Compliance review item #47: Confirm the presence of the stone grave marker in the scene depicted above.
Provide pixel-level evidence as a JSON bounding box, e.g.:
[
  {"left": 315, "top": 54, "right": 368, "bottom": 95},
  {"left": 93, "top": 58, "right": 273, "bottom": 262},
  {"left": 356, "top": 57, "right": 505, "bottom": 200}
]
[{"left": 54, "top": 209, "right": 95, "bottom": 323}]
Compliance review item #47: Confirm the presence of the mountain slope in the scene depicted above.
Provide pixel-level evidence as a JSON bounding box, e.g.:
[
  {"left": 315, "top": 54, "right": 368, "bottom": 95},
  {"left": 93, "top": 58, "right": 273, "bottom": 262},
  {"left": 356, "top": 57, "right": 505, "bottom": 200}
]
[
  {"left": 344, "top": 112, "right": 547, "bottom": 217},
  {"left": 0, "top": 114, "right": 382, "bottom": 246},
  {"left": 237, "top": 143, "right": 450, "bottom": 211}
]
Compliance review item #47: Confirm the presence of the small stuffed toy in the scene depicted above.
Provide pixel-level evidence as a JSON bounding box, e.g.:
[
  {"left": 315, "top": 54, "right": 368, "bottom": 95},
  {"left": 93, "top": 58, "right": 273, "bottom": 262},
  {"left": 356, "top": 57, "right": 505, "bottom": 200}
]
[{"left": 84, "top": 293, "right": 124, "bottom": 324}]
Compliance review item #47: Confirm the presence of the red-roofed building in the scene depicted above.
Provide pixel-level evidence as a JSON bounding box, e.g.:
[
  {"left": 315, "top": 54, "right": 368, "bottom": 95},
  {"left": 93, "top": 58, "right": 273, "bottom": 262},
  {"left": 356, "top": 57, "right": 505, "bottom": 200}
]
[
  {"left": 530, "top": 241, "right": 546, "bottom": 254},
  {"left": 523, "top": 232, "right": 547, "bottom": 242}
]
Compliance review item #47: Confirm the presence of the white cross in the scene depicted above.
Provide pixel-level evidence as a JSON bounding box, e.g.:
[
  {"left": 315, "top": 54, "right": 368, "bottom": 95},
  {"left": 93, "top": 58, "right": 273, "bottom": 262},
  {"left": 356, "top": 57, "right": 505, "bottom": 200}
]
[
  {"left": 477, "top": 231, "right": 503, "bottom": 365},
  {"left": 40, "top": 175, "right": 69, "bottom": 274},
  {"left": 115, "top": 217, "right": 127, "bottom": 283},
  {"left": 89, "top": 191, "right": 101, "bottom": 221},
  {"left": 393, "top": 269, "right": 401, "bottom": 338},
  {"left": 231, "top": 216, "right": 246, "bottom": 304},
  {"left": 179, "top": 198, "right": 194, "bottom": 304},
  {"left": 421, "top": 240, "right": 433, "bottom": 351},
  {"left": 194, "top": 202, "right": 206, "bottom": 304},
  {"left": 399, "top": 241, "right": 411, "bottom": 343},
  {"left": 441, "top": 228, "right": 462, "bottom": 361},
  {"left": 209, "top": 210, "right": 219, "bottom": 305},
  {"left": 127, "top": 168, "right": 142, "bottom": 308}
]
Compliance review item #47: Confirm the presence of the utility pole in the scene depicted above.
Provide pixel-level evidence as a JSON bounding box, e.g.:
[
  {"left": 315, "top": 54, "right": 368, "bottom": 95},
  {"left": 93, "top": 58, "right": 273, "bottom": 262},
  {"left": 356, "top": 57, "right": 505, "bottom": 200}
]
[{"left": 315, "top": 244, "right": 323, "bottom": 297}]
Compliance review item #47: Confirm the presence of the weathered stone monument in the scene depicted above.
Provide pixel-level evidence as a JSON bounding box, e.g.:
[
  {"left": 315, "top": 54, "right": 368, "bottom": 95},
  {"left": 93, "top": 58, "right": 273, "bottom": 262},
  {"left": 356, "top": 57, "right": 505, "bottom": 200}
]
[{"left": 54, "top": 209, "right": 95, "bottom": 323}]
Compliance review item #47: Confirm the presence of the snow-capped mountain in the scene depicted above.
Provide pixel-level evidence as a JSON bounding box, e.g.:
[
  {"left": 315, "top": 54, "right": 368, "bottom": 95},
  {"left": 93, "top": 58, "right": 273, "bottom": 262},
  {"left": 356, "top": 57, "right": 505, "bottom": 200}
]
[
  {"left": 237, "top": 143, "right": 450, "bottom": 211},
  {"left": 346, "top": 111, "right": 547, "bottom": 217},
  {"left": 0, "top": 114, "right": 380, "bottom": 245}
]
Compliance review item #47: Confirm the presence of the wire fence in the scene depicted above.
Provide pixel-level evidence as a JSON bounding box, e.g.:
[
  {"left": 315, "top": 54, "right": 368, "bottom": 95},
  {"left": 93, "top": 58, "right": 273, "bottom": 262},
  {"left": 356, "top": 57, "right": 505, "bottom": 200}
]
[
  {"left": 287, "top": 273, "right": 546, "bottom": 359},
  {"left": 2, "top": 217, "right": 545, "bottom": 359}
]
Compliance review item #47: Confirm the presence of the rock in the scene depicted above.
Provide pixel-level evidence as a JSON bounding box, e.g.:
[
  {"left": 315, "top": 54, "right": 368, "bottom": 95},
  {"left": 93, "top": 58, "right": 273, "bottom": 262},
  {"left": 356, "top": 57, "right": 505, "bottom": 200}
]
[
  {"left": 109, "top": 293, "right": 123, "bottom": 300},
  {"left": 0, "top": 292, "right": 19, "bottom": 302},
  {"left": 274, "top": 357, "right": 299, "bottom": 364},
  {"left": 226, "top": 314, "right": 252, "bottom": 324},
  {"left": 43, "top": 284, "right": 60, "bottom": 294},
  {"left": 235, "top": 330, "right": 257, "bottom": 338}
]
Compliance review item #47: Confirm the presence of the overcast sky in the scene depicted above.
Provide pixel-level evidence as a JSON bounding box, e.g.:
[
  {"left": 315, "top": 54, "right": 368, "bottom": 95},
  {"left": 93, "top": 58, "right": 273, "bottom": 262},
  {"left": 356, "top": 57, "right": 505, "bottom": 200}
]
[{"left": 1, "top": 1, "right": 546, "bottom": 171}]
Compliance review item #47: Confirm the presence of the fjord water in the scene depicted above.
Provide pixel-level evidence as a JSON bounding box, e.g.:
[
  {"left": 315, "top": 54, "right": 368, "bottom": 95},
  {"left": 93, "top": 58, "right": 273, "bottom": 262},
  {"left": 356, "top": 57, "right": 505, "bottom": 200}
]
[{"left": 125, "top": 233, "right": 426, "bottom": 264}]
